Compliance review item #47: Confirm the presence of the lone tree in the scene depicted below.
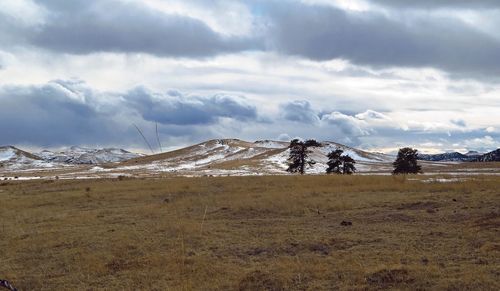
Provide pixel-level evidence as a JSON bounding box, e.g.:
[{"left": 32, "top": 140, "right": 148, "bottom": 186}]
[
  {"left": 326, "top": 148, "right": 356, "bottom": 174},
  {"left": 287, "top": 139, "right": 317, "bottom": 174},
  {"left": 393, "top": 147, "right": 422, "bottom": 174}
]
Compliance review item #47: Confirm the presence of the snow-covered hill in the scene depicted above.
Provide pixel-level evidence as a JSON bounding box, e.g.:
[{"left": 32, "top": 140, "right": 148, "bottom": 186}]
[
  {"left": 2, "top": 140, "right": 498, "bottom": 178},
  {"left": 36, "top": 146, "right": 142, "bottom": 164},
  {"left": 0, "top": 146, "right": 51, "bottom": 170},
  {"left": 473, "top": 149, "right": 500, "bottom": 162},
  {"left": 113, "top": 139, "right": 394, "bottom": 175},
  {"left": 418, "top": 151, "right": 483, "bottom": 162}
]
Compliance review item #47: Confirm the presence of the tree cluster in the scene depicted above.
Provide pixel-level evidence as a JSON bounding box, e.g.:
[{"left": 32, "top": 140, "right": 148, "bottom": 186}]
[
  {"left": 326, "top": 149, "right": 356, "bottom": 175},
  {"left": 286, "top": 139, "right": 356, "bottom": 175},
  {"left": 286, "top": 139, "right": 422, "bottom": 175}
]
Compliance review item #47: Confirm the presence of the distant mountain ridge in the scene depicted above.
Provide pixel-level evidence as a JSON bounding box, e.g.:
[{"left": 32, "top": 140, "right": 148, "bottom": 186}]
[
  {"left": 2, "top": 142, "right": 499, "bottom": 177},
  {"left": 418, "top": 149, "right": 499, "bottom": 162},
  {"left": 36, "top": 146, "right": 142, "bottom": 164},
  {"left": 0, "top": 145, "right": 142, "bottom": 170},
  {"left": 473, "top": 149, "right": 500, "bottom": 162},
  {"left": 418, "top": 152, "right": 478, "bottom": 162}
]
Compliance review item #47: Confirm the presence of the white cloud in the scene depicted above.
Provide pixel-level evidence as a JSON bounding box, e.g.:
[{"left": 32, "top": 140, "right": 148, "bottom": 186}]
[
  {"left": 463, "top": 135, "right": 499, "bottom": 151},
  {"left": 486, "top": 126, "right": 495, "bottom": 133},
  {"left": 0, "top": 0, "right": 47, "bottom": 26},
  {"left": 321, "top": 111, "right": 370, "bottom": 136},
  {"left": 126, "top": 0, "right": 257, "bottom": 37}
]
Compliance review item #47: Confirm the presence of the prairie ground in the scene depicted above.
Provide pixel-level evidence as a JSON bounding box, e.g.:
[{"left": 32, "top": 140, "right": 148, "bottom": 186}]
[{"left": 0, "top": 175, "right": 499, "bottom": 290}]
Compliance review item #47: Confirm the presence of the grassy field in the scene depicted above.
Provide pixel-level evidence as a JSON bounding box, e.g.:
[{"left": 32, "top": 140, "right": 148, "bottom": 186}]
[{"left": 0, "top": 175, "right": 499, "bottom": 290}]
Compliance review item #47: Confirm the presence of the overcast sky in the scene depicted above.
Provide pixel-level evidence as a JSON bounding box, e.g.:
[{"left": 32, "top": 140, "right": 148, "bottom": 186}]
[{"left": 0, "top": 0, "right": 499, "bottom": 153}]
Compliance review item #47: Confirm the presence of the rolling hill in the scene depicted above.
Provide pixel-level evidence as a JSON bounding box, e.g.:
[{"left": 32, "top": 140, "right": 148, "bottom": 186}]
[
  {"left": 2, "top": 140, "right": 499, "bottom": 179},
  {"left": 112, "top": 139, "right": 394, "bottom": 175}
]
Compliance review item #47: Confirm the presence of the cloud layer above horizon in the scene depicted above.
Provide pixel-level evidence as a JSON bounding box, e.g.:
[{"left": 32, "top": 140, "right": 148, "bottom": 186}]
[{"left": 0, "top": 0, "right": 499, "bottom": 153}]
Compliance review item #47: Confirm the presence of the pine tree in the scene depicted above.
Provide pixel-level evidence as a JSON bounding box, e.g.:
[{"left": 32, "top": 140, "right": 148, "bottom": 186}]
[
  {"left": 393, "top": 147, "right": 422, "bottom": 174},
  {"left": 304, "top": 139, "right": 321, "bottom": 147},
  {"left": 340, "top": 154, "right": 356, "bottom": 174},
  {"left": 326, "top": 148, "right": 356, "bottom": 174},
  {"left": 326, "top": 149, "right": 343, "bottom": 174},
  {"left": 287, "top": 139, "right": 315, "bottom": 174}
]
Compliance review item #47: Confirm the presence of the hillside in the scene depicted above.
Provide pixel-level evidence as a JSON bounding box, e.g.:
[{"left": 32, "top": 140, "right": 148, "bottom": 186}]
[
  {"left": 113, "top": 139, "right": 394, "bottom": 175},
  {"left": 0, "top": 146, "right": 49, "bottom": 170},
  {"left": 419, "top": 148, "right": 500, "bottom": 163},
  {"left": 474, "top": 149, "right": 500, "bottom": 162},
  {"left": 418, "top": 151, "right": 482, "bottom": 162},
  {"left": 2, "top": 141, "right": 499, "bottom": 179},
  {"left": 36, "top": 146, "right": 142, "bottom": 164}
]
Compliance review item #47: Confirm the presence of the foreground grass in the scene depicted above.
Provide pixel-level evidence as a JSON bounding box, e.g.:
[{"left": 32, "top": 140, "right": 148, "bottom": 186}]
[{"left": 0, "top": 175, "right": 499, "bottom": 290}]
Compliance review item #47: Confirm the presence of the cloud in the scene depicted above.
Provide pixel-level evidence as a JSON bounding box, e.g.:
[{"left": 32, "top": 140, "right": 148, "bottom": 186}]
[
  {"left": 280, "top": 100, "right": 320, "bottom": 124},
  {"left": 263, "top": 1, "right": 500, "bottom": 78},
  {"left": 0, "top": 80, "right": 259, "bottom": 147},
  {"left": 451, "top": 119, "right": 467, "bottom": 127},
  {"left": 368, "top": 0, "right": 500, "bottom": 9},
  {"left": 123, "top": 87, "right": 258, "bottom": 125},
  {"left": 355, "top": 110, "right": 392, "bottom": 121},
  {"left": 321, "top": 111, "right": 370, "bottom": 136},
  {"left": 14, "top": 0, "right": 259, "bottom": 57},
  {"left": 463, "top": 135, "right": 499, "bottom": 152},
  {"left": 1, "top": 0, "right": 500, "bottom": 80},
  {"left": 0, "top": 80, "right": 125, "bottom": 146},
  {"left": 277, "top": 133, "right": 292, "bottom": 141}
]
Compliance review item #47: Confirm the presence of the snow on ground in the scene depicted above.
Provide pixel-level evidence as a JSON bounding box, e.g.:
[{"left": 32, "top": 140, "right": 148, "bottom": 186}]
[
  {"left": 36, "top": 147, "right": 141, "bottom": 164},
  {"left": 421, "top": 178, "right": 469, "bottom": 183},
  {"left": 254, "top": 140, "right": 288, "bottom": 149},
  {"left": 264, "top": 149, "right": 289, "bottom": 171},
  {"left": 0, "top": 147, "right": 15, "bottom": 162}
]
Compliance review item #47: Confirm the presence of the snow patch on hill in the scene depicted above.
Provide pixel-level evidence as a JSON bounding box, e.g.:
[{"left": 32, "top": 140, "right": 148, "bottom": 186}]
[
  {"left": 0, "top": 147, "right": 16, "bottom": 162},
  {"left": 37, "top": 146, "right": 142, "bottom": 164}
]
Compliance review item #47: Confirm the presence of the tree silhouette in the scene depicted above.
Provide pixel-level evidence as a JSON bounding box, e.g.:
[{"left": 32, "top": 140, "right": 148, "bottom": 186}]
[
  {"left": 340, "top": 155, "right": 356, "bottom": 175},
  {"left": 326, "top": 149, "right": 343, "bottom": 174},
  {"left": 304, "top": 139, "right": 321, "bottom": 147},
  {"left": 326, "top": 148, "right": 356, "bottom": 174},
  {"left": 393, "top": 147, "right": 422, "bottom": 174},
  {"left": 287, "top": 139, "right": 316, "bottom": 174}
]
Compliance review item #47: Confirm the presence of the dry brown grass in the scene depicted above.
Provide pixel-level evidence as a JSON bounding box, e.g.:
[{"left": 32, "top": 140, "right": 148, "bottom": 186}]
[{"left": 0, "top": 175, "right": 499, "bottom": 290}]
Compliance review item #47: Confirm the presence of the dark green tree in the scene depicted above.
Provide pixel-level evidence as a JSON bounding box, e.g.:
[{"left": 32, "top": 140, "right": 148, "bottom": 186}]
[
  {"left": 340, "top": 155, "right": 356, "bottom": 175},
  {"left": 326, "top": 148, "right": 356, "bottom": 174},
  {"left": 287, "top": 139, "right": 315, "bottom": 174},
  {"left": 326, "top": 149, "right": 343, "bottom": 174},
  {"left": 393, "top": 147, "right": 422, "bottom": 174},
  {"left": 304, "top": 139, "right": 322, "bottom": 147}
]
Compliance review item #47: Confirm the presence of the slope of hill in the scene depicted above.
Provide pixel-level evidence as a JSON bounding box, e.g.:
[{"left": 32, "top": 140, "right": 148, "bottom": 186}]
[
  {"left": 418, "top": 149, "right": 500, "bottom": 162},
  {"left": 113, "top": 139, "right": 394, "bottom": 175},
  {"left": 0, "top": 146, "right": 50, "bottom": 169},
  {"left": 418, "top": 152, "right": 470, "bottom": 162},
  {"left": 474, "top": 149, "right": 500, "bottom": 162},
  {"left": 36, "top": 146, "right": 142, "bottom": 164}
]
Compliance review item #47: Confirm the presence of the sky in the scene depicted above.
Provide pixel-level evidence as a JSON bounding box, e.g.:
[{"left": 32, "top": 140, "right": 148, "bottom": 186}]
[{"left": 0, "top": 0, "right": 499, "bottom": 154}]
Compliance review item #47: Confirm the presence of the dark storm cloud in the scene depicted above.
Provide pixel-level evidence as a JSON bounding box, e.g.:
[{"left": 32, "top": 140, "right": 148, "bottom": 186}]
[
  {"left": 123, "top": 87, "right": 258, "bottom": 125},
  {"left": 27, "top": 0, "right": 257, "bottom": 57},
  {"left": 1, "top": 0, "right": 499, "bottom": 78},
  {"left": 280, "top": 100, "right": 320, "bottom": 124},
  {"left": 368, "top": 0, "right": 500, "bottom": 9},
  {"left": 0, "top": 80, "right": 259, "bottom": 147},
  {"left": 0, "top": 80, "right": 123, "bottom": 146},
  {"left": 264, "top": 1, "right": 500, "bottom": 76}
]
